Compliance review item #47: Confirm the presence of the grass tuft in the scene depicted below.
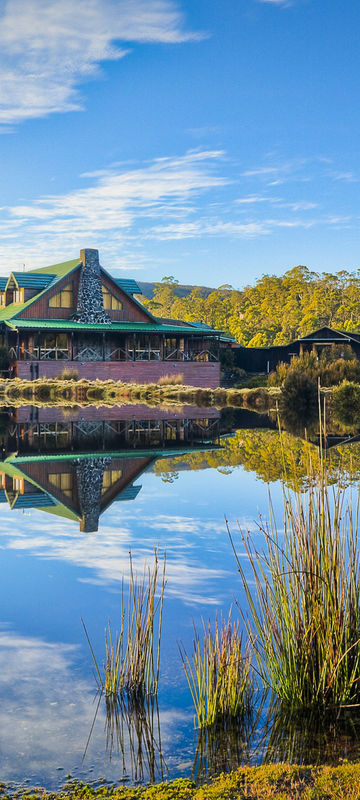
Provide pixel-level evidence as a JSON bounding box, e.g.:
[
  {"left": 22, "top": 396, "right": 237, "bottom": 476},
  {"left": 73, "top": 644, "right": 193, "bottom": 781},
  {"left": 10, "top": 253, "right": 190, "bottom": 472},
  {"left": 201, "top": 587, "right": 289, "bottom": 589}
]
[
  {"left": 83, "top": 550, "right": 166, "bottom": 698},
  {"left": 180, "top": 612, "right": 253, "bottom": 728},
  {"left": 228, "top": 466, "right": 360, "bottom": 710}
]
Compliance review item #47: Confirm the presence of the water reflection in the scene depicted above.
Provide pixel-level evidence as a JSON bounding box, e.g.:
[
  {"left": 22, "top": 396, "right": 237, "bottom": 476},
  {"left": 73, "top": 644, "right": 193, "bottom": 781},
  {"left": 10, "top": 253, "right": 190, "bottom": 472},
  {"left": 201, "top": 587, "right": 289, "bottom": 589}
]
[
  {"left": 262, "top": 699, "right": 360, "bottom": 766},
  {"left": 85, "top": 692, "right": 165, "bottom": 782},
  {"left": 2, "top": 401, "right": 360, "bottom": 788},
  {"left": 0, "top": 404, "right": 223, "bottom": 532}
]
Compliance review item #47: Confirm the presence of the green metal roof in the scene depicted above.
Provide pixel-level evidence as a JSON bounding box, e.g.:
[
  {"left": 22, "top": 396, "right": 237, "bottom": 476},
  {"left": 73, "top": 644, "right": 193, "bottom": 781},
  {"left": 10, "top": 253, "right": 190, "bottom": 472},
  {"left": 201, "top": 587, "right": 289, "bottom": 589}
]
[
  {"left": 5, "top": 319, "right": 221, "bottom": 335},
  {"left": 29, "top": 259, "right": 80, "bottom": 278}
]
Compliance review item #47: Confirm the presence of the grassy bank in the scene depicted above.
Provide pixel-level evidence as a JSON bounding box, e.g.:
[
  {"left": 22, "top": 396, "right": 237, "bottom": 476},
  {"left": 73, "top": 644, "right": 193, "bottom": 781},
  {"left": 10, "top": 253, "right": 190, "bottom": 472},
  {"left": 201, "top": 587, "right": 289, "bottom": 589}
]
[
  {"left": 4, "top": 763, "right": 360, "bottom": 800},
  {"left": 0, "top": 377, "right": 280, "bottom": 410}
]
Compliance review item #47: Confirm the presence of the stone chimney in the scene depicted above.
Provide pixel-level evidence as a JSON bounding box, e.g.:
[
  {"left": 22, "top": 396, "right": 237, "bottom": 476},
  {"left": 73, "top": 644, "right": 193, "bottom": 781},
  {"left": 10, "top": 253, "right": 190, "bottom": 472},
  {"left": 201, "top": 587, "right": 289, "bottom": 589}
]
[
  {"left": 74, "top": 248, "right": 111, "bottom": 324},
  {"left": 75, "top": 456, "right": 111, "bottom": 533}
]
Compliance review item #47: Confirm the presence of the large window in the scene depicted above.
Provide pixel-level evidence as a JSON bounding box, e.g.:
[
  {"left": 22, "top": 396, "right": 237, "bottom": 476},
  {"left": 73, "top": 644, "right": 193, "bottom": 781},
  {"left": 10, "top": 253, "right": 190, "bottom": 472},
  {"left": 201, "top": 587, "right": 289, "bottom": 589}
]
[
  {"left": 49, "top": 472, "right": 72, "bottom": 498},
  {"left": 102, "top": 284, "right": 123, "bottom": 311},
  {"left": 102, "top": 469, "right": 123, "bottom": 494},
  {"left": 49, "top": 283, "right": 73, "bottom": 308}
]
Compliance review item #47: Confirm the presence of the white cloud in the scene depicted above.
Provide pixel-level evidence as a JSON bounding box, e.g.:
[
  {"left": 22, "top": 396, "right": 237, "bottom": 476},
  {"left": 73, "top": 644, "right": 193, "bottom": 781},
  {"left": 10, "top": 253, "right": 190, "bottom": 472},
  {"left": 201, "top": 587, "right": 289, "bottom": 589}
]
[
  {"left": 0, "top": 149, "right": 229, "bottom": 269},
  {"left": 0, "top": 628, "right": 187, "bottom": 785},
  {"left": 0, "top": 149, "right": 356, "bottom": 271},
  {"left": 0, "top": 0, "right": 196, "bottom": 125}
]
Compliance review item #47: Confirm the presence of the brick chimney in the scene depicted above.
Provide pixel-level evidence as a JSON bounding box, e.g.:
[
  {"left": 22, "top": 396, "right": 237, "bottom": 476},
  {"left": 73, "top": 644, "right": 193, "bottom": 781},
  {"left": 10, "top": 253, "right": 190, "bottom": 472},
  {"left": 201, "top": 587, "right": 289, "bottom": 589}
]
[{"left": 74, "top": 248, "right": 111, "bottom": 324}]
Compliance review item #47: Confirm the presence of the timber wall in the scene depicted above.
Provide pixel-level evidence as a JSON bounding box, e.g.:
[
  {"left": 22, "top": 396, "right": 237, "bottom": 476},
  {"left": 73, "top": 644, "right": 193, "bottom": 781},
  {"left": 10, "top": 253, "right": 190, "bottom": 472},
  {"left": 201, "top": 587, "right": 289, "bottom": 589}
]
[{"left": 16, "top": 360, "right": 220, "bottom": 388}]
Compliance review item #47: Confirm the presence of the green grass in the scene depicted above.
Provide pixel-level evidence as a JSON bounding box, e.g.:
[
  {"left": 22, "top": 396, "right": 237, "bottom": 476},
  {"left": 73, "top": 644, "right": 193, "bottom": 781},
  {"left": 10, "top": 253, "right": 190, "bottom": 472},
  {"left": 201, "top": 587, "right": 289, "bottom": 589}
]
[
  {"left": 83, "top": 551, "right": 166, "bottom": 698},
  {"left": 179, "top": 613, "right": 252, "bottom": 728},
  {"left": 5, "top": 764, "right": 360, "bottom": 799}
]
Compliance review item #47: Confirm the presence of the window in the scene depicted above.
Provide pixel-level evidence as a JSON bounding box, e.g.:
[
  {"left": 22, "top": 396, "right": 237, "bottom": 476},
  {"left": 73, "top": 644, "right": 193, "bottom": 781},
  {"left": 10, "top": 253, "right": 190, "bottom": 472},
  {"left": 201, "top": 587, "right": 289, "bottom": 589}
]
[
  {"left": 0, "top": 292, "right": 5, "bottom": 306},
  {"left": 102, "top": 284, "right": 122, "bottom": 311},
  {"left": 49, "top": 472, "right": 73, "bottom": 498},
  {"left": 49, "top": 283, "right": 73, "bottom": 308},
  {"left": 13, "top": 289, "right": 24, "bottom": 304},
  {"left": 102, "top": 469, "right": 123, "bottom": 494},
  {"left": 13, "top": 476, "right": 24, "bottom": 493}
]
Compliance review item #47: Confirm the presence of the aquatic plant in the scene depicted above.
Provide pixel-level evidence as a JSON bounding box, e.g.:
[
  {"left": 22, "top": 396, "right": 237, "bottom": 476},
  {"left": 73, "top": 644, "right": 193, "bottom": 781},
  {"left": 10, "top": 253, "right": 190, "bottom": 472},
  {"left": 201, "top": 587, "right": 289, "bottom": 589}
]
[
  {"left": 228, "top": 469, "right": 360, "bottom": 710},
  {"left": 180, "top": 613, "right": 253, "bottom": 729},
  {"left": 83, "top": 551, "right": 166, "bottom": 698}
]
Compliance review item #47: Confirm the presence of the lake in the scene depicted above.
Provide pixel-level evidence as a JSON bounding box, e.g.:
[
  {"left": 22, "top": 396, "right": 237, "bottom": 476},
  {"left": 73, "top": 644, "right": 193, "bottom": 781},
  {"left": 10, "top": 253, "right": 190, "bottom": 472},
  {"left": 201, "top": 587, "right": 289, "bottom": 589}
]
[{"left": 0, "top": 402, "right": 359, "bottom": 791}]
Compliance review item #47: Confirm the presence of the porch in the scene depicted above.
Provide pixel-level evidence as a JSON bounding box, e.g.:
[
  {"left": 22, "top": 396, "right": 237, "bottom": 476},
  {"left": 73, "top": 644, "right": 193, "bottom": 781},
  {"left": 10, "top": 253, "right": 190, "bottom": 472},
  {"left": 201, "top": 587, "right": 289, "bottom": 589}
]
[{"left": 8, "top": 330, "right": 220, "bottom": 363}]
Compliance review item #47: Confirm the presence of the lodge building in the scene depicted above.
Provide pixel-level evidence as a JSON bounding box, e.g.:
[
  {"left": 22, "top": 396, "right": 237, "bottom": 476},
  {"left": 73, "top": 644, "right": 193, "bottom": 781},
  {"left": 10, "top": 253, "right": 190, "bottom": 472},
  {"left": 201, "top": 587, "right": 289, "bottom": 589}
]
[
  {"left": 234, "top": 326, "right": 360, "bottom": 373},
  {"left": 0, "top": 248, "right": 223, "bottom": 387}
]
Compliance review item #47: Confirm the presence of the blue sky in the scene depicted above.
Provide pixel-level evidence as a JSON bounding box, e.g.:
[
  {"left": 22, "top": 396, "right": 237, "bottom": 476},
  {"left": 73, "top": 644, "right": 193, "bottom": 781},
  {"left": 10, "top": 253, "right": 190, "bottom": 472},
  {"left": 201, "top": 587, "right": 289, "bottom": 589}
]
[{"left": 0, "top": 0, "right": 359, "bottom": 287}]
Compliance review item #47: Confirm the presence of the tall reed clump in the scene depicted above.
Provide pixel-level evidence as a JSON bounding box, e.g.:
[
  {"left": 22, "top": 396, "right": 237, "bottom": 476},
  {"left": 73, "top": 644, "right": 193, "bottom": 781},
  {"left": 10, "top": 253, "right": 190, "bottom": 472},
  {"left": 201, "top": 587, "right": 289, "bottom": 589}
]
[
  {"left": 228, "top": 469, "right": 360, "bottom": 710},
  {"left": 83, "top": 551, "right": 166, "bottom": 698},
  {"left": 180, "top": 612, "right": 252, "bottom": 728}
]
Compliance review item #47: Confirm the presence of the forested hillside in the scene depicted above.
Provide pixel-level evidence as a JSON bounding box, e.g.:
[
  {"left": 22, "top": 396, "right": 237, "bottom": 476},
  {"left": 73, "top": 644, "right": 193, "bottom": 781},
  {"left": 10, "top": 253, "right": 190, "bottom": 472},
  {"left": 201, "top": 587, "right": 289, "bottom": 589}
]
[{"left": 139, "top": 267, "right": 360, "bottom": 346}]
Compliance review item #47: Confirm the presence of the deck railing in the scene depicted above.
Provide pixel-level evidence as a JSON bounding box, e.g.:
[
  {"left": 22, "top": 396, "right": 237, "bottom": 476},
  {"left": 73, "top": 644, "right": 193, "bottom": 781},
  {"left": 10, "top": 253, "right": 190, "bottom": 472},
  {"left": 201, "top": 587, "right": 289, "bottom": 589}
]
[{"left": 9, "top": 344, "right": 219, "bottom": 363}]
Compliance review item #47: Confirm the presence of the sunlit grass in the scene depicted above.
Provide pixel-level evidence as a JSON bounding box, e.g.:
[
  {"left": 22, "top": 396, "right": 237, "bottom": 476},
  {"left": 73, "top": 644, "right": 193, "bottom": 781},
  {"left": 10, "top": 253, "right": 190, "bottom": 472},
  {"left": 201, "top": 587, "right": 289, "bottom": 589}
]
[
  {"left": 180, "top": 612, "right": 253, "bottom": 729},
  {"left": 83, "top": 551, "right": 166, "bottom": 698}
]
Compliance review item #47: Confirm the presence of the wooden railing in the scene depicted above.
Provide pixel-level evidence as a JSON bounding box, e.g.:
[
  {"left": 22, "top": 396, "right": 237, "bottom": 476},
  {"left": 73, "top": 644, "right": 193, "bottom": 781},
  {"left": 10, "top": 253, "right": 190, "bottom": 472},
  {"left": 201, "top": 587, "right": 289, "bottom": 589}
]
[{"left": 9, "top": 345, "right": 219, "bottom": 363}]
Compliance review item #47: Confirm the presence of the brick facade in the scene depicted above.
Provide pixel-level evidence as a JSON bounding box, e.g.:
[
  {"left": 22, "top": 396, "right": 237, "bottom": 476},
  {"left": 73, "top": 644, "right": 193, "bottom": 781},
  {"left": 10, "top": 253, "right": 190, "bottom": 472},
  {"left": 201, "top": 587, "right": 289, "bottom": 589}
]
[{"left": 16, "top": 359, "right": 220, "bottom": 388}]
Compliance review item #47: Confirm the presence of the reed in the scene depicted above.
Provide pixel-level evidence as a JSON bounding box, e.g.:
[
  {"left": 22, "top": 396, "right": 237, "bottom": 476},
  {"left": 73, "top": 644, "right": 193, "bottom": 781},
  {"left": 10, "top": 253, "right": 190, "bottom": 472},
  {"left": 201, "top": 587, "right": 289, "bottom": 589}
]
[
  {"left": 228, "top": 466, "right": 360, "bottom": 710},
  {"left": 83, "top": 551, "right": 166, "bottom": 698},
  {"left": 180, "top": 612, "right": 252, "bottom": 729}
]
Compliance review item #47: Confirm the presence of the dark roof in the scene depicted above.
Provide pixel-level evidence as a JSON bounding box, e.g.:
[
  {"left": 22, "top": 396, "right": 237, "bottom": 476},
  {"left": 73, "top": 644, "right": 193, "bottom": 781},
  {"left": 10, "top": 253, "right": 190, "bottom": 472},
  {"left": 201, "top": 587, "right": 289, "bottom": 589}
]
[
  {"left": 114, "top": 278, "right": 141, "bottom": 295},
  {"left": 10, "top": 272, "right": 56, "bottom": 289},
  {"left": 114, "top": 485, "right": 142, "bottom": 502},
  {"left": 11, "top": 493, "right": 57, "bottom": 509}
]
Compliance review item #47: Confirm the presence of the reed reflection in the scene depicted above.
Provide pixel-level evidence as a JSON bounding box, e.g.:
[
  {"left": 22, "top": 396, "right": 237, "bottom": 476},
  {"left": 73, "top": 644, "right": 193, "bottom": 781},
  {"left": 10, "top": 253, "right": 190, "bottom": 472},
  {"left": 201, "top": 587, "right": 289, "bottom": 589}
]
[
  {"left": 85, "top": 692, "right": 165, "bottom": 783},
  {"left": 261, "top": 698, "right": 360, "bottom": 766}
]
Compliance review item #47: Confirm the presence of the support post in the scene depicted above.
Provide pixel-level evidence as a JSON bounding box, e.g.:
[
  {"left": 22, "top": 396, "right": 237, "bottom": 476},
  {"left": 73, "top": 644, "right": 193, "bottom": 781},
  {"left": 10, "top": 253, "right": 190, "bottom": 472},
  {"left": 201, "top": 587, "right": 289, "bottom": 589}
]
[{"left": 133, "top": 333, "right": 136, "bottom": 361}]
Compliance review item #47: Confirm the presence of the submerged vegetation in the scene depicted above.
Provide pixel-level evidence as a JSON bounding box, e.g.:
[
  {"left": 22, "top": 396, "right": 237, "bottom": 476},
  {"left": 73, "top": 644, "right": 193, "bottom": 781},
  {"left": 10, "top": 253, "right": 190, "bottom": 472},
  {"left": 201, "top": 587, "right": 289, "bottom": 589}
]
[
  {"left": 179, "top": 614, "right": 252, "bottom": 729},
  {"left": 83, "top": 552, "right": 166, "bottom": 698}
]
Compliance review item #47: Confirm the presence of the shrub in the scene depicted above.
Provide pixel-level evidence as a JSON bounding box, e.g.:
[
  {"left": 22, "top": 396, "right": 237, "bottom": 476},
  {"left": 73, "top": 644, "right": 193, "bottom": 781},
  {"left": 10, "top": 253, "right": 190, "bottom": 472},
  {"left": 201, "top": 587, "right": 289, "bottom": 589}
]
[
  {"left": 243, "top": 387, "right": 270, "bottom": 411},
  {"left": 331, "top": 381, "right": 360, "bottom": 428},
  {"left": 158, "top": 373, "right": 184, "bottom": 386},
  {"left": 61, "top": 368, "right": 79, "bottom": 381},
  {"left": 280, "top": 370, "right": 317, "bottom": 433}
]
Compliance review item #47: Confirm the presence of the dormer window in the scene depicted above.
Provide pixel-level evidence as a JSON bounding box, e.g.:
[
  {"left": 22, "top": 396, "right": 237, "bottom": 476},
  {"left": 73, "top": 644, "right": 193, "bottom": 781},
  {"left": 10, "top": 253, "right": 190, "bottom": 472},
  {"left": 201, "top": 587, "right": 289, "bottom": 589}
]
[
  {"left": 0, "top": 292, "right": 5, "bottom": 307},
  {"left": 49, "top": 283, "right": 73, "bottom": 309},
  {"left": 102, "top": 285, "right": 122, "bottom": 311},
  {"left": 13, "top": 289, "right": 24, "bottom": 304}
]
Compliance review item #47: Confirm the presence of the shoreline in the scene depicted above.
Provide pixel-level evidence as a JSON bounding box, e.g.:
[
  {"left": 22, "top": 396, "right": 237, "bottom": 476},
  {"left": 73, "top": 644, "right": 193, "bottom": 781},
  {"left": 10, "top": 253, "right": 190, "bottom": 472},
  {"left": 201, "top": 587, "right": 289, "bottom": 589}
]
[
  {"left": 2, "top": 763, "right": 360, "bottom": 799},
  {"left": 0, "top": 377, "right": 279, "bottom": 410}
]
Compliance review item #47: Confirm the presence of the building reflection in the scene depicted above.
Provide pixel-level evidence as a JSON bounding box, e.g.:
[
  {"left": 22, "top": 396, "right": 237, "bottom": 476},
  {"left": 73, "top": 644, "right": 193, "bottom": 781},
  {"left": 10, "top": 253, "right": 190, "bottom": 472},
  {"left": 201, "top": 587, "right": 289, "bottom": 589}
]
[{"left": 0, "top": 404, "right": 222, "bottom": 532}]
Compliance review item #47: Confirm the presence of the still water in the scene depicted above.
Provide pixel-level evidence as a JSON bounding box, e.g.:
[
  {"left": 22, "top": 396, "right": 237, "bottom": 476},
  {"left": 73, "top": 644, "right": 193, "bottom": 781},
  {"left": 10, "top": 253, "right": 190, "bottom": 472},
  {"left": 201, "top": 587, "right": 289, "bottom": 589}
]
[{"left": 0, "top": 403, "right": 358, "bottom": 789}]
